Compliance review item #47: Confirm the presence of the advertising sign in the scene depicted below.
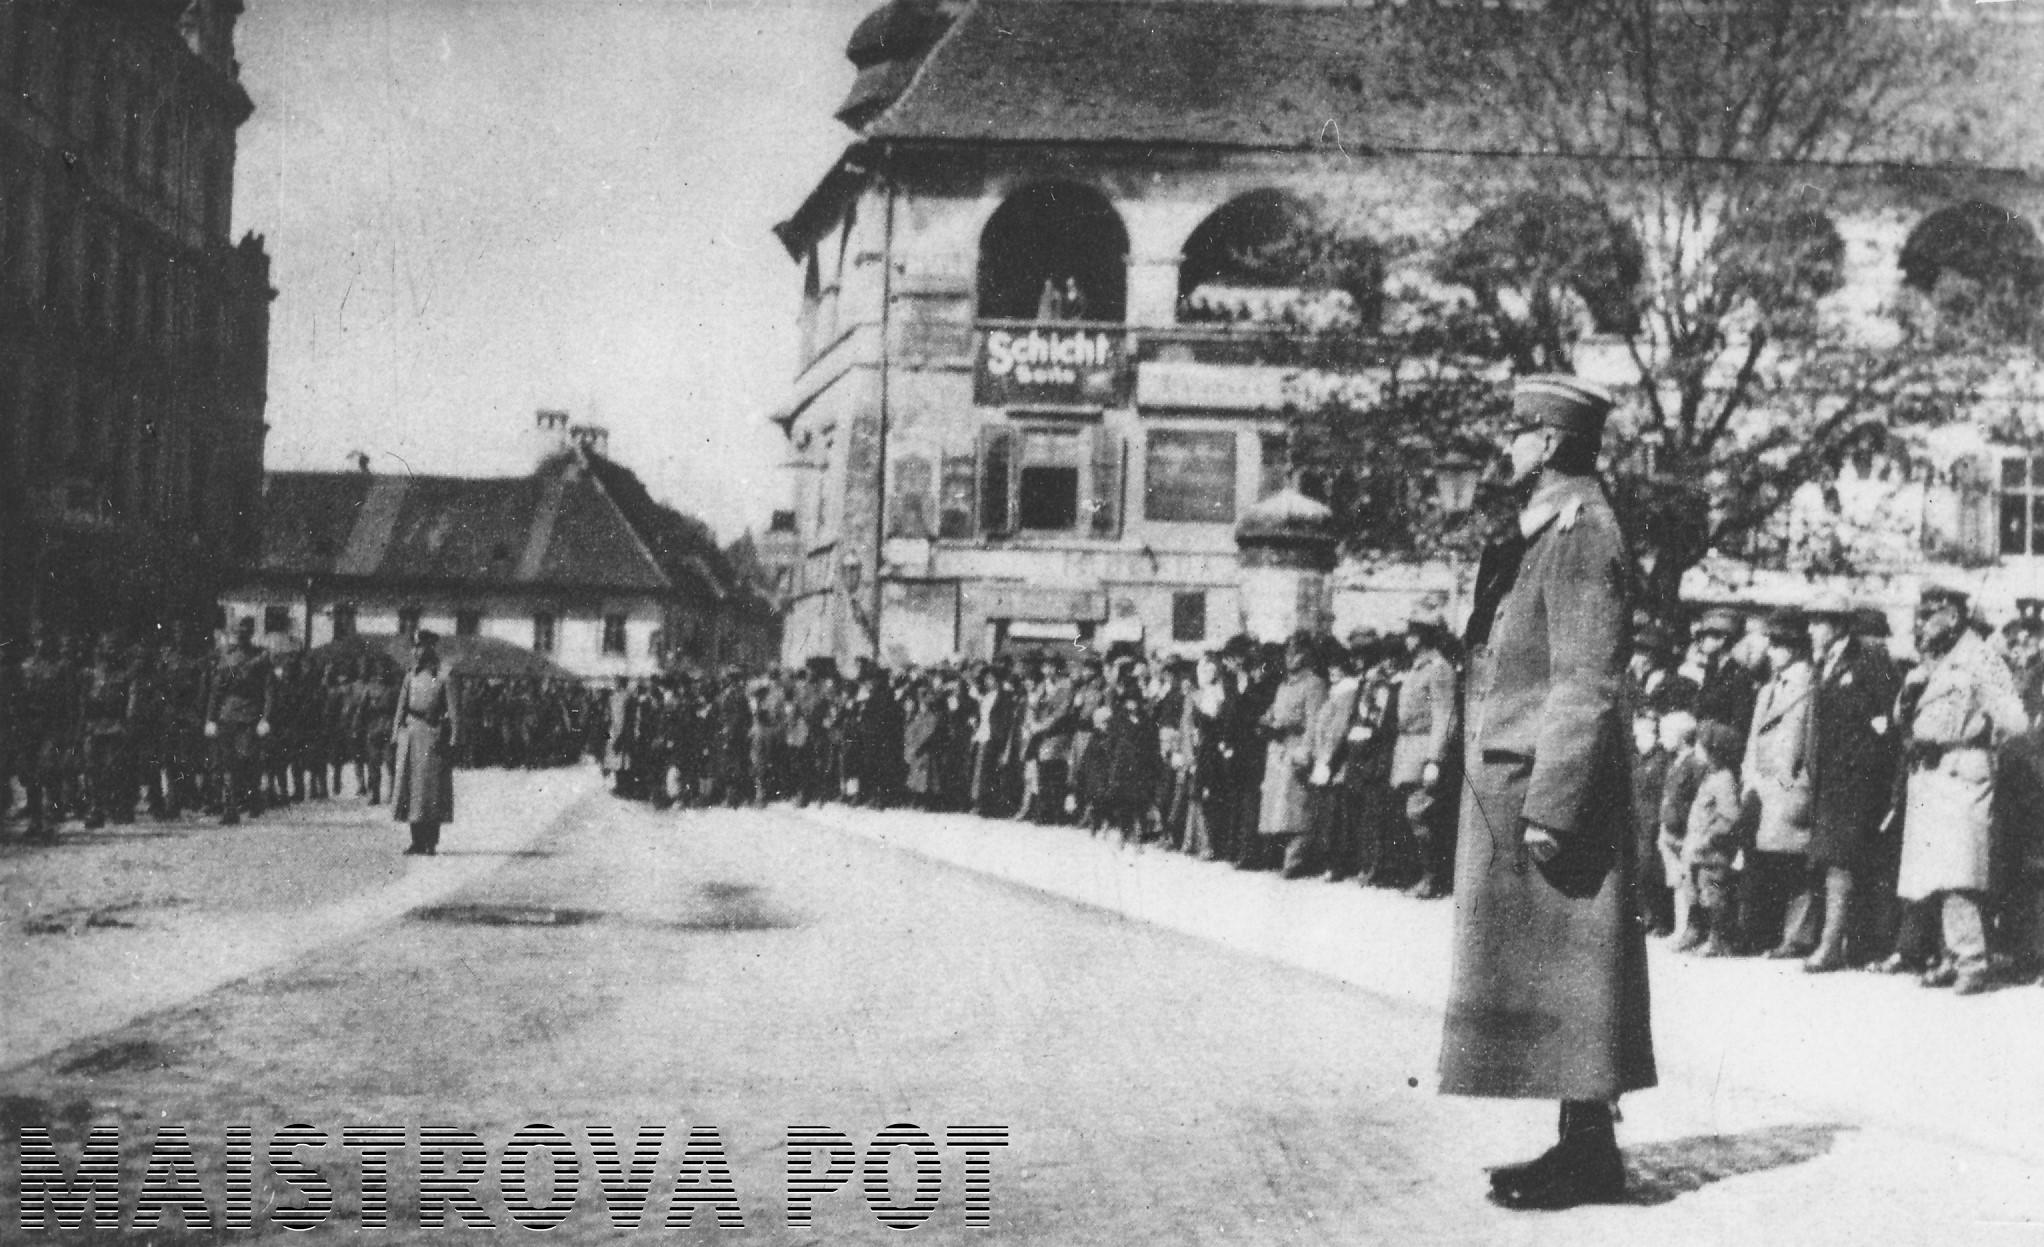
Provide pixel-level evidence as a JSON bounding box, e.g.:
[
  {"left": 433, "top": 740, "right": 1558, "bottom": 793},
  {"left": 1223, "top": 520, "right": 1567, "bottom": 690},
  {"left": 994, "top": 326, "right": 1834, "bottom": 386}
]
[{"left": 974, "top": 324, "right": 1130, "bottom": 408}]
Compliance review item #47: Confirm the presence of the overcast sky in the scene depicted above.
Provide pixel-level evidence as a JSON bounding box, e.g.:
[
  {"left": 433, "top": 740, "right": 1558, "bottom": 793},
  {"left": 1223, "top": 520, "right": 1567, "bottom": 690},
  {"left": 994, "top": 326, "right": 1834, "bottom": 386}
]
[{"left": 233, "top": 0, "right": 870, "bottom": 540}]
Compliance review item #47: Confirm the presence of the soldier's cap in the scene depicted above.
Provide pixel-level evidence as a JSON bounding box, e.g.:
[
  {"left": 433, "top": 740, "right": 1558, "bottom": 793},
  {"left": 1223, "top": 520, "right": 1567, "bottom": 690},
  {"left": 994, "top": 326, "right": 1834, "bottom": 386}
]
[
  {"left": 1919, "top": 582, "right": 1971, "bottom": 612},
  {"left": 414, "top": 629, "right": 440, "bottom": 646},
  {"left": 1406, "top": 609, "right": 1450, "bottom": 638},
  {"left": 1806, "top": 591, "right": 1855, "bottom": 622},
  {"left": 1632, "top": 620, "right": 1675, "bottom": 654},
  {"left": 1346, "top": 626, "right": 1379, "bottom": 648},
  {"left": 1694, "top": 607, "right": 1742, "bottom": 638},
  {"left": 1512, "top": 374, "right": 1616, "bottom": 439},
  {"left": 1219, "top": 633, "right": 1256, "bottom": 659}
]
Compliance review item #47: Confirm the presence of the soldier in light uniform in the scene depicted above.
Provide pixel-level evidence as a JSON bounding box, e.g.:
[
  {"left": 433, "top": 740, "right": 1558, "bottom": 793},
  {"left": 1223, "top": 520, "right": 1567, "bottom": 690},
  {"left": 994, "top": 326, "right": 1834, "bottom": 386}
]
[
  {"left": 391, "top": 630, "right": 460, "bottom": 854},
  {"left": 1892, "top": 584, "right": 2029, "bottom": 994},
  {"left": 205, "top": 617, "right": 274, "bottom": 825}
]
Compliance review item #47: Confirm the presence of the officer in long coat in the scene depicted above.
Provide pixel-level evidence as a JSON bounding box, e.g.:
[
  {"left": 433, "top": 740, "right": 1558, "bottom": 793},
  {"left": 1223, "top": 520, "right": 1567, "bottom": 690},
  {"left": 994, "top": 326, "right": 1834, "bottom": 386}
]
[
  {"left": 391, "top": 630, "right": 460, "bottom": 854},
  {"left": 1258, "top": 633, "right": 1328, "bottom": 864},
  {"left": 1440, "top": 375, "right": 1655, "bottom": 1210},
  {"left": 1894, "top": 584, "right": 2028, "bottom": 993}
]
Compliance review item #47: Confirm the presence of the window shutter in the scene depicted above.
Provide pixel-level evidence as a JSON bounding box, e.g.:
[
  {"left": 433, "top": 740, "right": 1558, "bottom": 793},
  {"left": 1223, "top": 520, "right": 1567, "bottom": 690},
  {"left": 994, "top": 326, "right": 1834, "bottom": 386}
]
[
  {"left": 977, "top": 424, "right": 1015, "bottom": 536},
  {"left": 1090, "top": 424, "right": 1123, "bottom": 538},
  {"left": 938, "top": 444, "right": 977, "bottom": 540},
  {"left": 888, "top": 453, "right": 933, "bottom": 539}
]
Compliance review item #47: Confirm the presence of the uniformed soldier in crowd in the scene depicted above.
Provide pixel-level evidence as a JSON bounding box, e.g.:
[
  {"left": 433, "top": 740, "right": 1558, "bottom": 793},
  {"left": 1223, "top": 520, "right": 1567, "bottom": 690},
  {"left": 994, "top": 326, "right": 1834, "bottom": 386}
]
[
  {"left": 1890, "top": 584, "right": 2029, "bottom": 995},
  {"left": 10, "top": 628, "right": 80, "bottom": 842},
  {"left": 79, "top": 629, "right": 139, "bottom": 829},
  {"left": 1392, "top": 610, "right": 1461, "bottom": 898},
  {"left": 205, "top": 617, "right": 274, "bottom": 825}
]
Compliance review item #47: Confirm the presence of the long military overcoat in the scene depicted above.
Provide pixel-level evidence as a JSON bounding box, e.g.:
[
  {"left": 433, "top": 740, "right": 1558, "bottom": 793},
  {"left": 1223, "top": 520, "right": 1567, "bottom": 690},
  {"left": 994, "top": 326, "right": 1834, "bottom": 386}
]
[
  {"left": 1439, "top": 473, "right": 1657, "bottom": 1102},
  {"left": 1805, "top": 637, "right": 1900, "bottom": 870},
  {"left": 391, "top": 663, "right": 459, "bottom": 825},
  {"left": 1897, "top": 629, "right": 2028, "bottom": 899}
]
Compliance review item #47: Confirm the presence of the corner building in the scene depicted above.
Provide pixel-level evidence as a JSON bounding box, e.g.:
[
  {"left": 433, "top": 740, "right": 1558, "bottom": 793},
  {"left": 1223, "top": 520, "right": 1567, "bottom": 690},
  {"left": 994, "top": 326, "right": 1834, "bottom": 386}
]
[
  {"left": 0, "top": 0, "right": 273, "bottom": 637},
  {"left": 773, "top": 0, "right": 2044, "bottom": 665}
]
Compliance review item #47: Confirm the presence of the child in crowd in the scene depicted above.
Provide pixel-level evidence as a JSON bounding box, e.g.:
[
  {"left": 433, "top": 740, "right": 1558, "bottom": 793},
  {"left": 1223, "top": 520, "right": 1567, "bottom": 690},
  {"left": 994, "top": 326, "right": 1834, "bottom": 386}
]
[
  {"left": 1682, "top": 721, "right": 1747, "bottom": 957},
  {"left": 1655, "top": 710, "right": 1704, "bottom": 945}
]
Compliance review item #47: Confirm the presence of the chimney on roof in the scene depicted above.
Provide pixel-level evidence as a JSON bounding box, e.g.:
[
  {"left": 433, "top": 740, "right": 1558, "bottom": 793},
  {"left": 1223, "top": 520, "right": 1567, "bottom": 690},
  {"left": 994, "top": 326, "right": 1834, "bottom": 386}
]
[
  {"left": 347, "top": 450, "right": 371, "bottom": 474},
  {"left": 569, "top": 424, "right": 610, "bottom": 459},
  {"left": 531, "top": 408, "right": 573, "bottom": 466}
]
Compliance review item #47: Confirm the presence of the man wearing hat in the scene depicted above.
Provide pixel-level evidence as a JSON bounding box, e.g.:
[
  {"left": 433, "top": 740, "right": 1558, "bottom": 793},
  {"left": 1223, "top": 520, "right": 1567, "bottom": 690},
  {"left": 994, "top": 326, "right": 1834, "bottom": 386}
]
[
  {"left": 1891, "top": 583, "right": 2028, "bottom": 993},
  {"left": 1440, "top": 374, "right": 1654, "bottom": 1210},
  {"left": 1798, "top": 591, "right": 1901, "bottom": 971},
  {"left": 1686, "top": 607, "right": 1757, "bottom": 742},
  {"left": 391, "top": 630, "right": 460, "bottom": 855}
]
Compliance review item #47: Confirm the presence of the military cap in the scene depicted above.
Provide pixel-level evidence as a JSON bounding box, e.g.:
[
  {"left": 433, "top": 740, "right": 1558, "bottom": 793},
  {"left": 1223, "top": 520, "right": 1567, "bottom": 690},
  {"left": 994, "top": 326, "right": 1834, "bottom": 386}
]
[
  {"left": 1219, "top": 633, "right": 1256, "bottom": 659},
  {"left": 413, "top": 629, "right": 440, "bottom": 646},
  {"left": 1406, "top": 608, "right": 1451, "bottom": 637},
  {"left": 1919, "top": 582, "right": 1971, "bottom": 611},
  {"left": 1694, "top": 607, "right": 1742, "bottom": 638},
  {"left": 1345, "top": 626, "right": 1379, "bottom": 649},
  {"left": 1631, "top": 620, "right": 1675, "bottom": 655},
  {"left": 1513, "top": 374, "right": 1616, "bottom": 439}
]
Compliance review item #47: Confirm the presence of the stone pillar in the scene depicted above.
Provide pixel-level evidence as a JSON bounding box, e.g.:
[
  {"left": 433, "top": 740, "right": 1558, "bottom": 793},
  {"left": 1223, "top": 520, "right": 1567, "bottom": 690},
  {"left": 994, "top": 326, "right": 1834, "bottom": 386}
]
[
  {"left": 1125, "top": 253, "right": 1183, "bottom": 327},
  {"left": 1234, "top": 487, "right": 1338, "bottom": 641}
]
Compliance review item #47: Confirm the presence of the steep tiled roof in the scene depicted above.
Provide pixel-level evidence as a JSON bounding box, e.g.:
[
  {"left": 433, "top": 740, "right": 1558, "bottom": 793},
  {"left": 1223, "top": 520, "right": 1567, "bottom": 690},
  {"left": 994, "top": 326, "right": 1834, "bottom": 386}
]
[
  {"left": 255, "top": 453, "right": 671, "bottom": 593},
  {"left": 861, "top": 0, "right": 2044, "bottom": 173}
]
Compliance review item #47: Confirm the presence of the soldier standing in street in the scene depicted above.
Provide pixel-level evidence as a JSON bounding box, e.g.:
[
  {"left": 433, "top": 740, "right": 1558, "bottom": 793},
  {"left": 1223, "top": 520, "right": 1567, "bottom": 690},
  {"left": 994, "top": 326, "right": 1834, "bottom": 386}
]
[
  {"left": 353, "top": 659, "right": 398, "bottom": 804},
  {"left": 205, "top": 617, "right": 273, "bottom": 825},
  {"left": 1440, "top": 374, "right": 1655, "bottom": 1210},
  {"left": 391, "top": 630, "right": 460, "bottom": 854},
  {"left": 79, "top": 630, "right": 139, "bottom": 829},
  {"left": 1892, "top": 584, "right": 2029, "bottom": 995},
  {"left": 10, "top": 628, "right": 80, "bottom": 842}
]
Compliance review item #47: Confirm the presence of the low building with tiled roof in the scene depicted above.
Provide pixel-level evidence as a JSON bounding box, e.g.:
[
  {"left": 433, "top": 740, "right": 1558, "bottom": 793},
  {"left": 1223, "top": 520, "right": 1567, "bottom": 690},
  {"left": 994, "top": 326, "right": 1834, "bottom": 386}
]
[
  {"left": 770, "top": 0, "right": 2044, "bottom": 663},
  {"left": 222, "top": 415, "right": 780, "bottom": 678}
]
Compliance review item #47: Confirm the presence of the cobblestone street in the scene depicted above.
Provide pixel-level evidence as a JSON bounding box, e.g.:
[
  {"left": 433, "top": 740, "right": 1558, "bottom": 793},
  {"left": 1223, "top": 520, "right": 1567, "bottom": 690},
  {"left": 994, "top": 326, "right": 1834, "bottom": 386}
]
[{"left": 4, "top": 768, "right": 2043, "bottom": 1245}]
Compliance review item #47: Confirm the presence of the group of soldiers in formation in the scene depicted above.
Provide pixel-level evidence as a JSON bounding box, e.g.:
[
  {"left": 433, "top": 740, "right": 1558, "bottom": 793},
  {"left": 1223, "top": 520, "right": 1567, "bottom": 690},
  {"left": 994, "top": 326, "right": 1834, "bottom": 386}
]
[
  {"left": 605, "top": 581, "right": 2044, "bottom": 997},
  {"left": 0, "top": 617, "right": 596, "bottom": 841}
]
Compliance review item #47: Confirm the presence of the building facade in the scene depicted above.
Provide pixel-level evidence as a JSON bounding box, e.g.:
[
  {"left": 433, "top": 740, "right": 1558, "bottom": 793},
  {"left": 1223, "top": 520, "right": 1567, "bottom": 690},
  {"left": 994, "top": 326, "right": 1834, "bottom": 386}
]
[
  {"left": 0, "top": 0, "right": 274, "bottom": 640},
  {"left": 221, "top": 418, "right": 781, "bottom": 681},
  {"left": 772, "top": 0, "right": 2044, "bottom": 666}
]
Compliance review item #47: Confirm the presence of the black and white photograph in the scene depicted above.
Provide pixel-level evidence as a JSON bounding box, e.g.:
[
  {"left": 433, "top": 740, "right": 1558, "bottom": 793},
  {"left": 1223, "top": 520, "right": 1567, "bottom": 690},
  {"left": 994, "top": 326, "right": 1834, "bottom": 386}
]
[{"left": 5, "top": 0, "right": 2044, "bottom": 1241}]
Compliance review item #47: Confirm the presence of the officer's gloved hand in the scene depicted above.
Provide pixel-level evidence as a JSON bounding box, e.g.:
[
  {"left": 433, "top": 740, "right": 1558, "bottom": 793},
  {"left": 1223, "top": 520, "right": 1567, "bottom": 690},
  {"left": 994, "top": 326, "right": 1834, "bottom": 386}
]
[{"left": 204, "top": 721, "right": 219, "bottom": 739}]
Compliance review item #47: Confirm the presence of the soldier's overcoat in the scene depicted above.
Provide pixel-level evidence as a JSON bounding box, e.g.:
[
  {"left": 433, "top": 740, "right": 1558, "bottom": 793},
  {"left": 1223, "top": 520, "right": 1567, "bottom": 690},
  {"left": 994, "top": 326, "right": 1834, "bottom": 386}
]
[
  {"left": 1440, "top": 473, "right": 1657, "bottom": 1102},
  {"left": 391, "top": 662, "right": 459, "bottom": 824}
]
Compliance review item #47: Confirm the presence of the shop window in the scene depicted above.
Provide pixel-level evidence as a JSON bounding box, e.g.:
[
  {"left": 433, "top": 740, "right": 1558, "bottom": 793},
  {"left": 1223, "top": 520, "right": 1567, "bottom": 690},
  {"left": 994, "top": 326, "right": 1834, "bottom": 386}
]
[
  {"left": 533, "top": 612, "right": 556, "bottom": 654},
  {"left": 977, "top": 182, "right": 1128, "bottom": 322},
  {"left": 602, "top": 613, "right": 628, "bottom": 655},
  {"left": 263, "top": 605, "right": 291, "bottom": 635},
  {"left": 1145, "top": 429, "right": 1237, "bottom": 523},
  {"left": 397, "top": 605, "right": 421, "bottom": 639},
  {"left": 454, "top": 608, "right": 481, "bottom": 638},
  {"left": 1017, "top": 428, "right": 1083, "bottom": 531},
  {"left": 1172, "top": 592, "right": 1208, "bottom": 643},
  {"left": 331, "top": 603, "right": 357, "bottom": 640}
]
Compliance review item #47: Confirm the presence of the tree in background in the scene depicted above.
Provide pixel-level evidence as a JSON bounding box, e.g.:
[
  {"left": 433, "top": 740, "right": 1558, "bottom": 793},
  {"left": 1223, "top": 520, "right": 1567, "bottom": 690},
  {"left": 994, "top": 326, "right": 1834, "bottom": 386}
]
[{"left": 1291, "top": 0, "right": 2037, "bottom": 609}]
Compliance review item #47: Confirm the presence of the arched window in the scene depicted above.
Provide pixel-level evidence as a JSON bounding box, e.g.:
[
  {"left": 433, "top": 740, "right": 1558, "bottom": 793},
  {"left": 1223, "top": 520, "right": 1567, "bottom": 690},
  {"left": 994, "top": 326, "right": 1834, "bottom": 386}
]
[
  {"left": 1439, "top": 192, "right": 1644, "bottom": 339},
  {"left": 1178, "top": 190, "right": 1381, "bottom": 328},
  {"left": 1900, "top": 200, "right": 2044, "bottom": 338},
  {"left": 977, "top": 182, "right": 1127, "bottom": 322}
]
